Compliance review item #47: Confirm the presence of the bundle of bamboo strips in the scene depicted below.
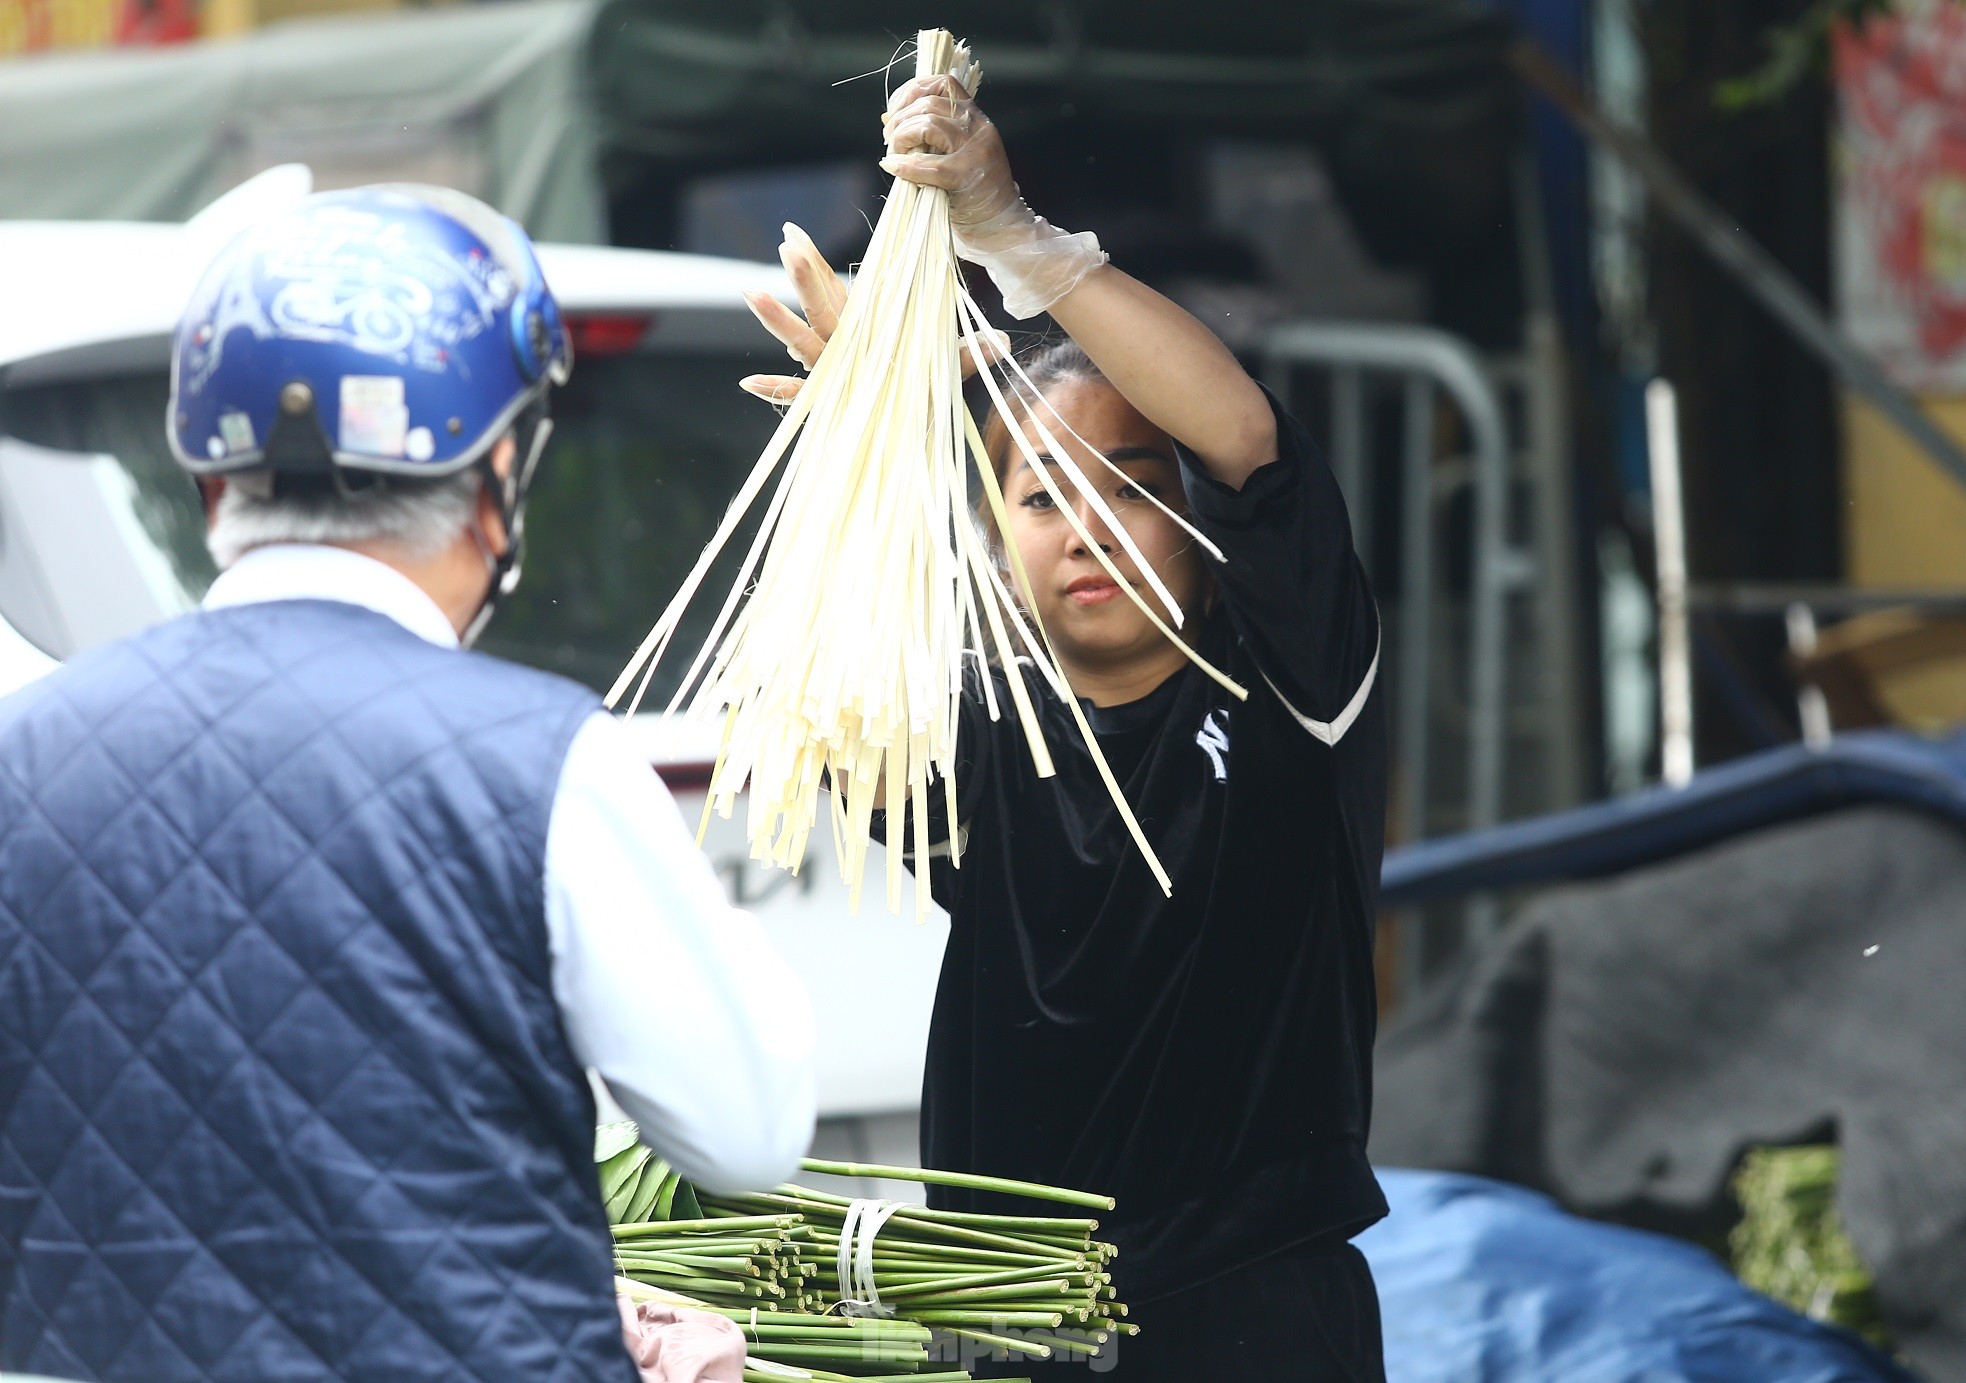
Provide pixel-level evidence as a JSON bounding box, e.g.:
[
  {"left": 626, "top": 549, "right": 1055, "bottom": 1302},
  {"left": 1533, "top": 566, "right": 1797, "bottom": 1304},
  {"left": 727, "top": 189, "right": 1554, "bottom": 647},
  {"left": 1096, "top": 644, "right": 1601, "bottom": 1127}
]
[
  {"left": 600, "top": 1131, "right": 1131, "bottom": 1375},
  {"left": 605, "top": 27, "right": 1244, "bottom": 917}
]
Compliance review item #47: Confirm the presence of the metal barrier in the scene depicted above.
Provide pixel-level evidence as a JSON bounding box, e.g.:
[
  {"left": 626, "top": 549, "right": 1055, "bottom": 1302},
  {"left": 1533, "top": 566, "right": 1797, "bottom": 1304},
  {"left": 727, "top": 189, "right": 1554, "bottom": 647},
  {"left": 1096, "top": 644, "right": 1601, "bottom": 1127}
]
[{"left": 1261, "top": 323, "right": 1526, "bottom": 851}]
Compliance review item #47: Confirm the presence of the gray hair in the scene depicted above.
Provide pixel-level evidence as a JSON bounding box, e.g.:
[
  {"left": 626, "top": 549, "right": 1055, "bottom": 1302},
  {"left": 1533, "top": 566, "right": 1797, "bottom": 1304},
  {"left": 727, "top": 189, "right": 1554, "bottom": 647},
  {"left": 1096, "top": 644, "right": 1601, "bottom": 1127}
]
[{"left": 207, "top": 469, "right": 484, "bottom": 570}]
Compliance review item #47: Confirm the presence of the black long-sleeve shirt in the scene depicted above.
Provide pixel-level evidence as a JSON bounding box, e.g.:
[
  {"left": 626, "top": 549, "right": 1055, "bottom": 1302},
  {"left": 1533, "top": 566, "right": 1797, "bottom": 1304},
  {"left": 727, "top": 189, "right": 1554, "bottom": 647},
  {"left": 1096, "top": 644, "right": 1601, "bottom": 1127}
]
[{"left": 899, "top": 387, "right": 1388, "bottom": 1302}]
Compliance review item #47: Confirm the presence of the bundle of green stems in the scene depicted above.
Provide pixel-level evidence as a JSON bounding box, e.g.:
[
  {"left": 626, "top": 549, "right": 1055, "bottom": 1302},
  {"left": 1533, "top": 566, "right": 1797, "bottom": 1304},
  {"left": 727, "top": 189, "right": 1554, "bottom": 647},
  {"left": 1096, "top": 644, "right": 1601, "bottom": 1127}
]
[
  {"left": 619, "top": 1277, "right": 955, "bottom": 1383},
  {"left": 606, "top": 1155, "right": 1135, "bottom": 1377}
]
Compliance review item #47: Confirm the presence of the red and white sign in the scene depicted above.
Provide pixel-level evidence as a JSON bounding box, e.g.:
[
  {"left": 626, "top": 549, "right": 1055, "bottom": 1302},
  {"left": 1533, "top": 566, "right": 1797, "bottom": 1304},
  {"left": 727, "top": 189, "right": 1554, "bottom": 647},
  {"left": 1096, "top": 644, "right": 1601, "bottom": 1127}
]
[{"left": 1836, "top": 1, "right": 1966, "bottom": 391}]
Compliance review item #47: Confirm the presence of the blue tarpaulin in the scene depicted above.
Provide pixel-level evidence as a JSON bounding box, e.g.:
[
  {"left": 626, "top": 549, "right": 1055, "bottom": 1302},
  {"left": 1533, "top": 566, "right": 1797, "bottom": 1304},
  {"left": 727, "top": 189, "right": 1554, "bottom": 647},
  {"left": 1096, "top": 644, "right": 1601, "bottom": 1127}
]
[{"left": 1360, "top": 1170, "right": 1919, "bottom": 1383}]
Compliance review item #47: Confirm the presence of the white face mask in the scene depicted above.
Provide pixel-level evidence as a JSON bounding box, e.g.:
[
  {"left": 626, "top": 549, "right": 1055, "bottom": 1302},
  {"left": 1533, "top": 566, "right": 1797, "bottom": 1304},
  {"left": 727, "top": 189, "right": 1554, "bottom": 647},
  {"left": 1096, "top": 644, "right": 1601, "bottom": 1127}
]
[
  {"left": 461, "top": 517, "right": 503, "bottom": 650},
  {"left": 460, "top": 416, "right": 553, "bottom": 649}
]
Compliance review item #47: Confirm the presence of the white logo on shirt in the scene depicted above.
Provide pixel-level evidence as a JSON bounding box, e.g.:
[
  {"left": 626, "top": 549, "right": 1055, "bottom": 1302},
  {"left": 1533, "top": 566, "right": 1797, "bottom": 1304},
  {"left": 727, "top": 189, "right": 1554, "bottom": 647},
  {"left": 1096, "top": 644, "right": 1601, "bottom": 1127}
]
[{"left": 1196, "top": 709, "right": 1230, "bottom": 783}]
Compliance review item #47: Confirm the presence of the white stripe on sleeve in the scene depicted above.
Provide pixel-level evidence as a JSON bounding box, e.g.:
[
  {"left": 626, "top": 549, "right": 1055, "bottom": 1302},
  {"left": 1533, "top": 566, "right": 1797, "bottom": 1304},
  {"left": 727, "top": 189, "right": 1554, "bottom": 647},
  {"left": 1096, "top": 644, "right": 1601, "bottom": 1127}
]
[{"left": 1255, "top": 624, "right": 1381, "bottom": 747}]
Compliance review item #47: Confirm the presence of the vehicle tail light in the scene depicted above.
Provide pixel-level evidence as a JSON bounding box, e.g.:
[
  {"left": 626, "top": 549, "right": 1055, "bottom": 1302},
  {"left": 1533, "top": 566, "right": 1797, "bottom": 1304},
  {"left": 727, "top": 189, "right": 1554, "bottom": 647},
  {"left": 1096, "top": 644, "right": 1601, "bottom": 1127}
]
[{"left": 567, "top": 313, "right": 654, "bottom": 357}]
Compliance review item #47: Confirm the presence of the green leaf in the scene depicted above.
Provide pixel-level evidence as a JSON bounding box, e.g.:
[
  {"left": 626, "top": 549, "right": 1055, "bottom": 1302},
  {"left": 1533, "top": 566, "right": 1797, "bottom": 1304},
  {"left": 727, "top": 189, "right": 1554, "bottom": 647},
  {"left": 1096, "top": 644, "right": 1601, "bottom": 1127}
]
[
  {"left": 1730, "top": 1145, "right": 1890, "bottom": 1348},
  {"left": 595, "top": 1121, "right": 641, "bottom": 1163},
  {"left": 624, "top": 1158, "right": 672, "bottom": 1225},
  {"left": 672, "top": 1179, "right": 703, "bottom": 1221},
  {"left": 1713, "top": 0, "right": 1904, "bottom": 111},
  {"left": 652, "top": 1167, "right": 682, "bottom": 1221},
  {"left": 601, "top": 1145, "right": 653, "bottom": 1219},
  {"left": 603, "top": 1171, "right": 640, "bottom": 1222}
]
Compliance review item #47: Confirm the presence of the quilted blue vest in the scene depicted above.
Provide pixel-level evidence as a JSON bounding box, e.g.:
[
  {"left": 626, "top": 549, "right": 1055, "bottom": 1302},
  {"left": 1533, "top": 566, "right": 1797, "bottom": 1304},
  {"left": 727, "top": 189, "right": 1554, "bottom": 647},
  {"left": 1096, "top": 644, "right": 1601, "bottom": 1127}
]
[{"left": 0, "top": 599, "right": 637, "bottom": 1382}]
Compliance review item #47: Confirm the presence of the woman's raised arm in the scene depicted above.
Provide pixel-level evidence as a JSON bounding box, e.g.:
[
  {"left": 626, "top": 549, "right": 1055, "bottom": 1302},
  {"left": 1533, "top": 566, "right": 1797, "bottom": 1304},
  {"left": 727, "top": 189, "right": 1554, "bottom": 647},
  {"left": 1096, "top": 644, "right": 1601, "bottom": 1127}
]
[
  {"left": 882, "top": 74, "right": 1277, "bottom": 489},
  {"left": 1045, "top": 268, "right": 1278, "bottom": 488}
]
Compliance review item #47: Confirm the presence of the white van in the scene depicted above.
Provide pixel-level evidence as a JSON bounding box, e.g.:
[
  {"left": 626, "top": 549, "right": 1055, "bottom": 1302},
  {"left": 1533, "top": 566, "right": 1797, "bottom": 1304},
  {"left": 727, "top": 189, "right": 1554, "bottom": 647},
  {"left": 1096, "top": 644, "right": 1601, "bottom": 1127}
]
[{"left": 0, "top": 170, "right": 939, "bottom": 1172}]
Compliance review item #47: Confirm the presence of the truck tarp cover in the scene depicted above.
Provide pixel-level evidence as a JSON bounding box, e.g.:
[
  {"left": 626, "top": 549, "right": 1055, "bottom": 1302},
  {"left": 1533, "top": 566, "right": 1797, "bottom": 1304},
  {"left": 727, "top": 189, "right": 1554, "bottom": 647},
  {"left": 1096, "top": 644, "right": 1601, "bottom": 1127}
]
[
  {"left": 588, "top": 0, "right": 1511, "bottom": 251},
  {"left": 1374, "top": 801, "right": 1966, "bottom": 1380},
  {"left": 0, "top": 0, "right": 603, "bottom": 239},
  {"left": 0, "top": 0, "right": 1510, "bottom": 255}
]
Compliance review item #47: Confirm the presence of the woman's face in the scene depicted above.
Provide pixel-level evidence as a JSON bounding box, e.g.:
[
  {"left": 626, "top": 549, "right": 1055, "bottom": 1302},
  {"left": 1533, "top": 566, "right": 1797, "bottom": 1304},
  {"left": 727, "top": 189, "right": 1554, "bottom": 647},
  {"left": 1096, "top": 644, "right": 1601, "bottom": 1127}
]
[{"left": 998, "top": 379, "right": 1208, "bottom": 675}]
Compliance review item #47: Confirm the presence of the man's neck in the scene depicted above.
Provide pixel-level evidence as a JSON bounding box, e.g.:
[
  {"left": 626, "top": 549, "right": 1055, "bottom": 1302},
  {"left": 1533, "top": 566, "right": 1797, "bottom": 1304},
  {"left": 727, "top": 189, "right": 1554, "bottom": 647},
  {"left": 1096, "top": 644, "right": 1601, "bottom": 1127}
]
[{"left": 333, "top": 536, "right": 488, "bottom": 640}]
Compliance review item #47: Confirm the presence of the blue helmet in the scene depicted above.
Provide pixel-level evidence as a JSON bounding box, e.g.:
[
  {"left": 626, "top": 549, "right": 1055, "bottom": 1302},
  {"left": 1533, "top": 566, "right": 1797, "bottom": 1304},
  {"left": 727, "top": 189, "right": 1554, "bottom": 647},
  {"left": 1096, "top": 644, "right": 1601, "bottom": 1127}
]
[{"left": 168, "top": 184, "right": 571, "bottom": 479}]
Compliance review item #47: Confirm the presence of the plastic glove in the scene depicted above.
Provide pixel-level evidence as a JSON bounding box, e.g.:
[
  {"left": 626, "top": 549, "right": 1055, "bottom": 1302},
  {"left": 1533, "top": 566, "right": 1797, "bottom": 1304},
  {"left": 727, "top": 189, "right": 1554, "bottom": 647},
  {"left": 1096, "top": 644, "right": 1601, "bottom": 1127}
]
[
  {"left": 880, "top": 75, "right": 1108, "bottom": 320},
  {"left": 738, "top": 222, "right": 1009, "bottom": 403}
]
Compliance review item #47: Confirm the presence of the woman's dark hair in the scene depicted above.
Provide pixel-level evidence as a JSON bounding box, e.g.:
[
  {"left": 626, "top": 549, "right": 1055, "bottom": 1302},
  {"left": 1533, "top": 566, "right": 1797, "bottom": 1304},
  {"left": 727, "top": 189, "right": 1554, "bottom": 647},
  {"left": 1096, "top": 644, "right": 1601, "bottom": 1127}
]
[{"left": 976, "top": 338, "right": 1108, "bottom": 490}]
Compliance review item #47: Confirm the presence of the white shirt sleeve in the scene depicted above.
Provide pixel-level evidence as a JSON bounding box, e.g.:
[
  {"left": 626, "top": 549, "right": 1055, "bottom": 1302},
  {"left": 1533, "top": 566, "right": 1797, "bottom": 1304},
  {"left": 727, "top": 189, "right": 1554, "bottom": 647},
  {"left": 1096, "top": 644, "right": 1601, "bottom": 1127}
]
[{"left": 544, "top": 712, "right": 816, "bottom": 1194}]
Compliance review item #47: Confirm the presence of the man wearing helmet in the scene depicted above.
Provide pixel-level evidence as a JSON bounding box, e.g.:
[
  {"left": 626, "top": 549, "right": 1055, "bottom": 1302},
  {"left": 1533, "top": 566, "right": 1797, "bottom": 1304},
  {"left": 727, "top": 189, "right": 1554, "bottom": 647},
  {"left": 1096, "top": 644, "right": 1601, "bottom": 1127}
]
[
  {"left": 176, "top": 184, "right": 567, "bottom": 639},
  {"left": 0, "top": 187, "right": 815, "bottom": 1381}
]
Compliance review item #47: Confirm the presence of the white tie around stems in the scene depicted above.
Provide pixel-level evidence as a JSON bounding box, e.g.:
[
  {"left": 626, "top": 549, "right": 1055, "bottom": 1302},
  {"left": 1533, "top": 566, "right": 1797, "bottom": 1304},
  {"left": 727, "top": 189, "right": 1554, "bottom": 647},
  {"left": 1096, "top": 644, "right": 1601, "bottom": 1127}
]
[
  {"left": 602, "top": 27, "right": 1247, "bottom": 917},
  {"left": 834, "top": 1198, "right": 908, "bottom": 1318}
]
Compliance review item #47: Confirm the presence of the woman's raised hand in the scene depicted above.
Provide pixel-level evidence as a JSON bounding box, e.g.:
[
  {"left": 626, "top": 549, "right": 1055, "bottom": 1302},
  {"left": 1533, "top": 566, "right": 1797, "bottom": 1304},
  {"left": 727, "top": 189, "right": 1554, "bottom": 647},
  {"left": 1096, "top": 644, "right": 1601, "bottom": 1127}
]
[
  {"left": 878, "top": 75, "right": 1107, "bottom": 321},
  {"left": 738, "top": 221, "right": 1008, "bottom": 404},
  {"left": 879, "top": 75, "right": 1018, "bottom": 231},
  {"left": 738, "top": 223, "right": 846, "bottom": 403}
]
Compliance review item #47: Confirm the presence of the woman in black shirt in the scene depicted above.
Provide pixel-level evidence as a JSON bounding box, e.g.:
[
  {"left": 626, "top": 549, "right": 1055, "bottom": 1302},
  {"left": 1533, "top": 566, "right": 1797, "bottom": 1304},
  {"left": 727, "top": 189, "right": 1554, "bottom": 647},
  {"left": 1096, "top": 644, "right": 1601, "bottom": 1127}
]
[{"left": 741, "top": 73, "right": 1389, "bottom": 1383}]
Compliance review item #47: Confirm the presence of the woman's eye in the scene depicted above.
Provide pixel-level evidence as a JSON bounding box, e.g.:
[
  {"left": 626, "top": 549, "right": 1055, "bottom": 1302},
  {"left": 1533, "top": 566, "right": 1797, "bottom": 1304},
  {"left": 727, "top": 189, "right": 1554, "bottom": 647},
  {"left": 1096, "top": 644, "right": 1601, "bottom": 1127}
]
[
  {"left": 1018, "top": 489, "right": 1055, "bottom": 510},
  {"left": 1116, "top": 483, "right": 1160, "bottom": 502}
]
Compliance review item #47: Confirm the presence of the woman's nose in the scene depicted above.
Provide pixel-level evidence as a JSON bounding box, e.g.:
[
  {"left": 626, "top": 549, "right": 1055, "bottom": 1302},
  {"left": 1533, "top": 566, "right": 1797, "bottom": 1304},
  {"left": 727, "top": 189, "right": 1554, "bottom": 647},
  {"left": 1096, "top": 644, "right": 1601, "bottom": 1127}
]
[{"left": 1071, "top": 497, "right": 1116, "bottom": 555}]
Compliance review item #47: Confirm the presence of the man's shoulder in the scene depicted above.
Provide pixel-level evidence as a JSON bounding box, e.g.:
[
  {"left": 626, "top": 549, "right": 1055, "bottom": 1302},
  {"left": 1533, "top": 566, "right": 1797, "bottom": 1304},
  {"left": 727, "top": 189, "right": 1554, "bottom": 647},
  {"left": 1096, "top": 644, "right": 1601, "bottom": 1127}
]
[
  {"left": 22, "top": 602, "right": 601, "bottom": 736},
  {"left": 461, "top": 643, "right": 605, "bottom": 717}
]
